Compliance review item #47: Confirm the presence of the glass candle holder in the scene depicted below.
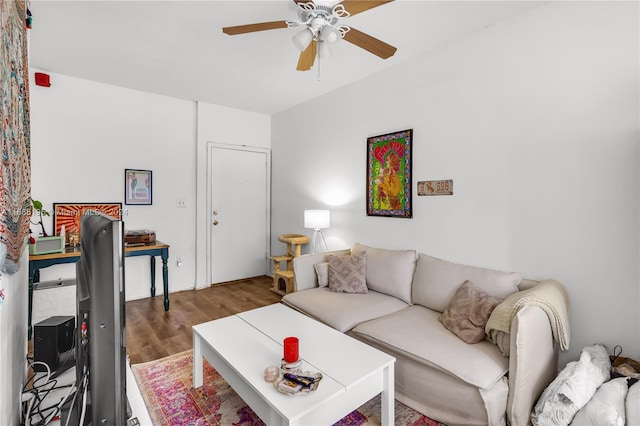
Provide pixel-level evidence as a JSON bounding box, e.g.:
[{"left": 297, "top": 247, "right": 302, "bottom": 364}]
[{"left": 283, "top": 336, "right": 299, "bottom": 363}]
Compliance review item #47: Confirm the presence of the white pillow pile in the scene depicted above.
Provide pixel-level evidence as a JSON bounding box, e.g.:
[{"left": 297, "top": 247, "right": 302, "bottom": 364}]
[
  {"left": 569, "top": 377, "right": 629, "bottom": 426},
  {"left": 627, "top": 381, "right": 640, "bottom": 426},
  {"left": 531, "top": 344, "right": 611, "bottom": 426}
]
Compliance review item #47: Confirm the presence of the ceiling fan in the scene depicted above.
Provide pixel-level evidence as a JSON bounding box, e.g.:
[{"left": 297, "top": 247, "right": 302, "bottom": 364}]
[{"left": 222, "top": 0, "right": 397, "bottom": 72}]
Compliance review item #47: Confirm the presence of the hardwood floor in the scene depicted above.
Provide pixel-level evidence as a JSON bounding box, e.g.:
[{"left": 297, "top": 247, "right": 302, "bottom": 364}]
[{"left": 125, "top": 276, "right": 281, "bottom": 364}]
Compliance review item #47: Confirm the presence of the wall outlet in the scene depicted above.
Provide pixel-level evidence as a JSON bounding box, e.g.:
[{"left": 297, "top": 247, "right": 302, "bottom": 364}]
[
  {"left": 176, "top": 258, "right": 183, "bottom": 267},
  {"left": 176, "top": 199, "right": 186, "bottom": 208}
]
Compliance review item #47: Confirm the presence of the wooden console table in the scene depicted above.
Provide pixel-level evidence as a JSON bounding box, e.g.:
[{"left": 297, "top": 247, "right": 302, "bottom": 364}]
[{"left": 28, "top": 240, "right": 170, "bottom": 339}]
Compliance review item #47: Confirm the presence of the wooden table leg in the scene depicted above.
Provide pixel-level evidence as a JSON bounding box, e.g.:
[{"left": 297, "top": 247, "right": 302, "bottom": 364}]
[
  {"left": 162, "top": 255, "right": 169, "bottom": 311},
  {"left": 150, "top": 256, "right": 156, "bottom": 297}
]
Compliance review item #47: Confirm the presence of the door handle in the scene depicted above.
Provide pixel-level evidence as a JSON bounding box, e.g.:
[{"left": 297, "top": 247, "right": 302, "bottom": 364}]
[{"left": 213, "top": 220, "right": 219, "bottom": 226}]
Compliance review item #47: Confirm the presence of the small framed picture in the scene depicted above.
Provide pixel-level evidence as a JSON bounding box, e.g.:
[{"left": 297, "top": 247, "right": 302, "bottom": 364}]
[
  {"left": 53, "top": 203, "right": 123, "bottom": 235},
  {"left": 125, "top": 169, "right": 152, "bottom": 205}
]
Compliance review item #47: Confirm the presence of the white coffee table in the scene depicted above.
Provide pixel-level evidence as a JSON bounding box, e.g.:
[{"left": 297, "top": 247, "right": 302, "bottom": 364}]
[{"left": 193, "top": 303, "right": 395, "bottom": 425}]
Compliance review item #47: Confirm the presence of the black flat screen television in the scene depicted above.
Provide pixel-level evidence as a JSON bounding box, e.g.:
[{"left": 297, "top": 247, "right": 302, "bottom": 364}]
[{"left": 66, "top": 211, "right": 128, "bottom": 425}]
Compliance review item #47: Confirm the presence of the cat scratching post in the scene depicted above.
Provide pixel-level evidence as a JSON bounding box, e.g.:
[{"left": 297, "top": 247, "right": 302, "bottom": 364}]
[{"left": 270, "top": 234, "right": 309, "bottom": 295}]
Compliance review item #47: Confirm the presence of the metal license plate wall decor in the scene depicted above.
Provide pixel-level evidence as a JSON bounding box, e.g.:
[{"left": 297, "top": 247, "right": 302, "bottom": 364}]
[{"left": 417, "top": 180, "right": 453, "bottom": 196}]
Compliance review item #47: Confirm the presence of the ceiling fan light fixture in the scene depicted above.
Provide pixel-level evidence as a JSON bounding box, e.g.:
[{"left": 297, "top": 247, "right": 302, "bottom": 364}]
[
  {"left": 320, "top": 25, "right": 341, "bottom": 44},
  {"left": 292, "top": 28, "right": 313, "bottom": 51}
]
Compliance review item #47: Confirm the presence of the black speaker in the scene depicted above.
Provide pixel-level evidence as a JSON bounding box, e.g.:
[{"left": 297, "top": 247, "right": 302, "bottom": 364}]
[{"left": 33, "top": 315, "right": 75, "bottom": 375}]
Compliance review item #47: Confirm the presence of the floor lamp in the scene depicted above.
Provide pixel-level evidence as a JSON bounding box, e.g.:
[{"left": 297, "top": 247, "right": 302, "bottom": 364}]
[{"left": 304, "top": 210, "right": 330, "bottom": 254}]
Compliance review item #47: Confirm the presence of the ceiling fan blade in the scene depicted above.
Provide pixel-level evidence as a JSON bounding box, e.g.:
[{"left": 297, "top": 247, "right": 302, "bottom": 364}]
[
  {"left": 222, "top": 21, "right": 288, "bottom": 35},
  {"left": 343, "top": 27, "right": 397, "bottom": 59},
  {"left": 338, "top": 0, "right": 394, "bottom": 16},
  {"left": 296, "top": 40, "right": 317, "bottom": 71}
]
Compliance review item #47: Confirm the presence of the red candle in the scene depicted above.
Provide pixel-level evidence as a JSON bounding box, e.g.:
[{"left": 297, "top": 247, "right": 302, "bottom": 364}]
[{"left": 283, "top": 337, "right": 299, "bottom": 363}]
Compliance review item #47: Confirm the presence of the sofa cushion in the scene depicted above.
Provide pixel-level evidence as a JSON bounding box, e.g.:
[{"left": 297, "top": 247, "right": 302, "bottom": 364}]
[
  {"left": 281, "top": 287, "right": 408, "bottom": 332},
  {"left": 351, "top": 305, "right": 509, "bottom": 389},
  {"left": 412, "top": 253, "right": 521, "bottom": 313},
  {"left": 352, "top": 243, "right": 416, "bottom": 304},
  {"left": 328, "top": 252, "right": 368, "bottom": 294},
  {"left": 439, "top": 280, "right": 501, "bottom": 344}
]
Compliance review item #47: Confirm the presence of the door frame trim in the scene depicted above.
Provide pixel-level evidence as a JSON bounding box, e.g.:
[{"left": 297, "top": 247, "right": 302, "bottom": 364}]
[{"left": 204, "top": 142, "right": 271, "bottom": 286}]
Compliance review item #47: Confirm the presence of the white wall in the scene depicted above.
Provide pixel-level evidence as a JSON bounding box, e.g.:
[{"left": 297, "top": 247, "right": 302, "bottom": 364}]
[
  {"left": 13, "top": 75, "right": 271, "bottom": 425},
  {"left": 29, "top": 75, "right": 273, "bottom": 297},
  {"left": 29, "top": 71, "right": 197, "bottom": 302},
  {"left": 272, "top": 1, "right": 639, "bottom": 366},
  {"left": 195, "top": 102, "right": 271, "bottom": 288},
  {"left": 0, "top": 249, "right": 29, "bottom": 425}
]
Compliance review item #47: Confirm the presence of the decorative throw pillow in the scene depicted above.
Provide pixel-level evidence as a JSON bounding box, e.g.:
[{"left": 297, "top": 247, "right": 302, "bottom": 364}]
[
  {"left": 439, "top": 280, "right": 501, "bottom": 344},
  {"left": 328, "top": 252, "right": 367, "bottom": 294},
  {"left": 313, "top": 262, "right": 329, "bottom": 287}
]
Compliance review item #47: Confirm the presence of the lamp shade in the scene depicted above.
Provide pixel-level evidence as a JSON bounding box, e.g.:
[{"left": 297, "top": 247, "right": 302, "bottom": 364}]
[
  {"left": 320, "top": 25, "right": 341, "bottom": 44},
  {"left": 304, "top": 210, "right": 330, "bottom": 229},
  {"left": 292, "top": 28, "right": 313, "bottom": 51}
]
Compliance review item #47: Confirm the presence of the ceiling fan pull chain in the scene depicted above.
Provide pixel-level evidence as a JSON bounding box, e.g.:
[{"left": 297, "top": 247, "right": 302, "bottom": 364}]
[{"left": 317, "top": 45, "right": 321, "bottom": 82}]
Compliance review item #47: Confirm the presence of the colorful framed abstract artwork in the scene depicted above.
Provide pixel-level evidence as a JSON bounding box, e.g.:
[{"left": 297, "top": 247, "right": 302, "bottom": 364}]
[
  {"left": 53, "top": 203, "right": 123, "bottom": 235},
  {"left": 125, "top": 169, "right": 152, "bottom": 205},
  {"left": 366, "top": 129, "right": 413, "bottom": 218}
]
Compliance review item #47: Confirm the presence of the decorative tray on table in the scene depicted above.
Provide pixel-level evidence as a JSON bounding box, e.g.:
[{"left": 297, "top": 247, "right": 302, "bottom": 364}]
[{"left": 274, "top": 370, "right": 323, "bottom": 395}]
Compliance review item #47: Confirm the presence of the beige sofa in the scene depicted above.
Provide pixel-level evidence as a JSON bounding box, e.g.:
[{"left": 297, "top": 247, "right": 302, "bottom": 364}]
[{"left": 281, "top": 243, "right": 562, "bottom": 426}]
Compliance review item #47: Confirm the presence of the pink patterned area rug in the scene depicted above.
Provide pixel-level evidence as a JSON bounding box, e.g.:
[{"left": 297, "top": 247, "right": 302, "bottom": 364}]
[{"left": 131, "top": 350, "right": 444, "bottom": 426}]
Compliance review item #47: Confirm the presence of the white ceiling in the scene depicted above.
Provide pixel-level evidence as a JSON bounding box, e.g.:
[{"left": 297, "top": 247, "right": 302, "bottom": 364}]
[{"left": 28, "top": 0, "right": 545, "bottom": 115}]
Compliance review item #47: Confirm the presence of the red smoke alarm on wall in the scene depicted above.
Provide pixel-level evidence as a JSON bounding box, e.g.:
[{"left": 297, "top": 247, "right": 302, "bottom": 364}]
[{"left": 34, "top": 72, "right": 51, "bottom": 87}]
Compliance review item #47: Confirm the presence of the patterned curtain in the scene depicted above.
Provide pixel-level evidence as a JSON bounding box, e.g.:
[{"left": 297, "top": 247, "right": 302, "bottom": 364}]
[{"left": 0, "top": 0, "right": 31, "bottom": 274}]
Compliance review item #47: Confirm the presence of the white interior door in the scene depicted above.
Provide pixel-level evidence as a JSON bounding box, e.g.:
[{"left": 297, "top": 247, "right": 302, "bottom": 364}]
[{"left": 208, "top": 144, "right": 269, "bottom": 284}]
